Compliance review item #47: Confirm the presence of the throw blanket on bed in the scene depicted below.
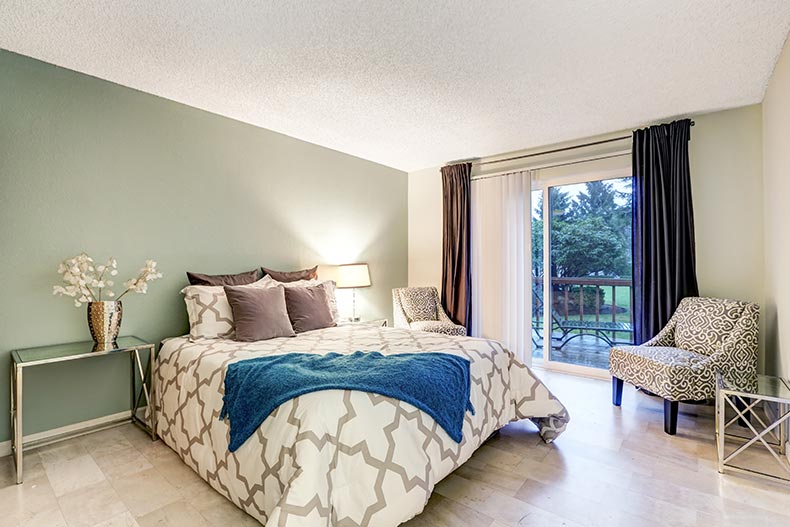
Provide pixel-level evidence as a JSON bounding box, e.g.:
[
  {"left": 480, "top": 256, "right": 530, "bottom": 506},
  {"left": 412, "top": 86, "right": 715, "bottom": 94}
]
[{"left": 220, "top": 350, "right": 474, "bottom": 451}]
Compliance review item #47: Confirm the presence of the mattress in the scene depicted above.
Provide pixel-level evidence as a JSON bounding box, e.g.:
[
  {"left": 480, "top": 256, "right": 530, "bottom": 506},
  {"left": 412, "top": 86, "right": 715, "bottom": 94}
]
[{"left": 154, "top": 325, "right": 569, "bottom": 526}]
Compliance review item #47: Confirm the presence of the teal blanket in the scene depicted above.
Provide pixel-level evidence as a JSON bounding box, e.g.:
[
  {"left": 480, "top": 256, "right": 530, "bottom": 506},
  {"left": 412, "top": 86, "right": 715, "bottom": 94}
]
[{"left": 220, "top": 351, "right": 474, "bottom": 452}]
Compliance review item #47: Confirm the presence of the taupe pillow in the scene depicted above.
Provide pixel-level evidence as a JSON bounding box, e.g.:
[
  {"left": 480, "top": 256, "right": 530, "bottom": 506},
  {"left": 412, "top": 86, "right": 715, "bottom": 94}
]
[
  {"left": 284, "top": 284, "right": 336, "bottom": 333},
  {"left": 224, "top": 285, "right": 295, "bottom": 341},
  {"left": 187, "top": 268, "right": 263, "bottom": 286},
  {"left": 262, "top": 266, "right": 318, "bottom": 283}
]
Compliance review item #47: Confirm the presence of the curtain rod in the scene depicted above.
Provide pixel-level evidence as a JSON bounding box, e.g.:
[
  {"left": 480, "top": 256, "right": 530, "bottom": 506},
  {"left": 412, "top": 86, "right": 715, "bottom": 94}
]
[
  {"left": 470, "top": 151, "right": 631, "bottom": 182},
  {"left": 470, "top": 120, "right": 695, "bottom": 168}
]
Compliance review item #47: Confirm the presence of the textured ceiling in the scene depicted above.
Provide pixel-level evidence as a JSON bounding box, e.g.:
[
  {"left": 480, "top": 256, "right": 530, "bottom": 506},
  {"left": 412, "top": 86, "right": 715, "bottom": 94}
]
[{"left": 2, "top": 1, "right": 790, "bottom": 171}]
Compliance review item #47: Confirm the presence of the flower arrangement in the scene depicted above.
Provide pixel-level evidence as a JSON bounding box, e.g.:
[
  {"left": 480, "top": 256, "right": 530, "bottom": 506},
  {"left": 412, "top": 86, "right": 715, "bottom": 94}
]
[{"left": 53, "top": 253, "right": 163, "bottom": 307}]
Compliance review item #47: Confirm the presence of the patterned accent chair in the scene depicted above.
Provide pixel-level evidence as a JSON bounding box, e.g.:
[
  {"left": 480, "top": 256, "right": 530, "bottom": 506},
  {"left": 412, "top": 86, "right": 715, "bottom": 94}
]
[
  {"left": 609, "top": 297, "right": 759, "bottom": 435},
  {"left": 392, "top": 287, "right": 467, "bottom": 336}
]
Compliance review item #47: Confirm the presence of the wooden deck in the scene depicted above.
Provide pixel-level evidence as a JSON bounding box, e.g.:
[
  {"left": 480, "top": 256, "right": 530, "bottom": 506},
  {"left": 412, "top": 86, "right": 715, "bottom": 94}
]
[{"left": 532, "top": 333, "right": 618, "bottom": 369}]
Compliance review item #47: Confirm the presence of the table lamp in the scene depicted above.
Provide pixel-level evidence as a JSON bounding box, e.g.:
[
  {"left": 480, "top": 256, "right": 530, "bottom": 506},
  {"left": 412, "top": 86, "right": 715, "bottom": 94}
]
[{"left": 336, "top": 263, "right": 371, "bottom": 322}]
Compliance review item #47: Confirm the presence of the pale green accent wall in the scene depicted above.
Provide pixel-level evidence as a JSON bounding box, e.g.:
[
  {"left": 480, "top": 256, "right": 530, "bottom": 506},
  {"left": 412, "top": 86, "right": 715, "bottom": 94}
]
[{"left": 0, "top": 50, "right": 407, "bottom": 440}]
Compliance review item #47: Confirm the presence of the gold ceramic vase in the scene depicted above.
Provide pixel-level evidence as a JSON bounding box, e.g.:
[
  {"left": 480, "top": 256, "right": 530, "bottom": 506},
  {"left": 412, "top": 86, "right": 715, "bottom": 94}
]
[{"left": 87, "top": 301, "right": 123, "bottom": 351}]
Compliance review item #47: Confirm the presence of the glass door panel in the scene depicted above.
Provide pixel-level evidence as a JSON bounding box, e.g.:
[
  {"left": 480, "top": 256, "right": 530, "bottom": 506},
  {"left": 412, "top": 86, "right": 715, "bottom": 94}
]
[
  {"left": 531, "top": 189, "right": 543, "bottom": 361},
  {"left": 546, "top": 178, "right": 634, "bottom": 369}
]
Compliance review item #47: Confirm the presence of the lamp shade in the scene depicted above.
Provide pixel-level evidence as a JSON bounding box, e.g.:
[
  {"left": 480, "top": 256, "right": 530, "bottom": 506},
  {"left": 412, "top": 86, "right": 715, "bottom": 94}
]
[{"left": 336, "top": 263, "right": 371, "bottom": 289}]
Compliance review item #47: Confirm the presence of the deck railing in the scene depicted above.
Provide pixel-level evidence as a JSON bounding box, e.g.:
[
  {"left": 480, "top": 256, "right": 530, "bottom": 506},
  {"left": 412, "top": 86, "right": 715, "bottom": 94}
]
[{"left": 532, "top": 276, "right": 633, "bottom": 325}]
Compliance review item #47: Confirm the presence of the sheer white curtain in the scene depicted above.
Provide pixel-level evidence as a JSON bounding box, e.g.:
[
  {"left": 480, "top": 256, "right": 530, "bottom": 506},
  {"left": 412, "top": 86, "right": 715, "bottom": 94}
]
[{"left": 471, "top": 170, "right": 533, "bottom": 364}]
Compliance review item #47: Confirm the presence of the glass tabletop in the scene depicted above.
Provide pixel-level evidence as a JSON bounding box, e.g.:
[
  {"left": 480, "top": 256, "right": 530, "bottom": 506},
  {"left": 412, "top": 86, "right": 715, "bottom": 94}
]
[
  {"left": 719, "top": 373, "right": 790, "bottom": 400},
  {"left": 12, "top": 336, "right": 151, "bottom": 364}
]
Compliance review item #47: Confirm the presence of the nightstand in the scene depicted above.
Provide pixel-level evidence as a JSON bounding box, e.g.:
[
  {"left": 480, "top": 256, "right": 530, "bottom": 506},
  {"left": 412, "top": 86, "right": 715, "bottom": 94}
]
[{"left": 10, "top": 336, "right": 157, "bottom": 484}]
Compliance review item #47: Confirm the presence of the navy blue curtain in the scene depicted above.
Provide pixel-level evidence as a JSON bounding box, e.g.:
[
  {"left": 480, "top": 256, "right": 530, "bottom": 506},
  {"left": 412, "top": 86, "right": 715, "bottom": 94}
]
[{"left": 632, "top": 119, "right": 699, "bottom": 344}]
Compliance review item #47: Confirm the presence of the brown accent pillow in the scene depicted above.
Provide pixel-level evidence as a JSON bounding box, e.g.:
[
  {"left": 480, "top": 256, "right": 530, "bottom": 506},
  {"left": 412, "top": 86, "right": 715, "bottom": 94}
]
[
  {"left": 284, "top": 284, "right": 336, "bottom": 333},
  {"left": 187, "top": 268, "right": 262, "bottom": 286},
  {"left": 261, "top": 266, "right": 318, "bottom": 283},
  {"left": 224, "top": 285, "right": 295, "bottom": 341}
]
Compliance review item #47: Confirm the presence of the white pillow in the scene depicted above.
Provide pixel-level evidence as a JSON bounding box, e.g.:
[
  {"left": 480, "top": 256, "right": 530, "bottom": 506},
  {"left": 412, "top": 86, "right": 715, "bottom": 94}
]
[
  {"left": 181, "top": 278, "right": 269, "bottom": 341},
  {"left": 260, "top": 275, "right": 340, "bottom": 323}
]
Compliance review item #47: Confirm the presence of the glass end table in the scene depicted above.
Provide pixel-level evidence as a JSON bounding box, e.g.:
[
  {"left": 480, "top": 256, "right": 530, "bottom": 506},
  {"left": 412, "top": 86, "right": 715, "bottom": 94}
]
[
  {"left": 716, "top": 372, "right": 790, "bottom": 484},
  {"left": 10, "top": 336, "right": 157, "bottom": 484}
]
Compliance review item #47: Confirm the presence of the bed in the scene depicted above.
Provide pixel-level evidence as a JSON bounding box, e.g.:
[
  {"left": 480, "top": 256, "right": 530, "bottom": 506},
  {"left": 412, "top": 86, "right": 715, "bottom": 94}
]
[{"left": 154, "top": 324, "right": 569, "bottom": 527}]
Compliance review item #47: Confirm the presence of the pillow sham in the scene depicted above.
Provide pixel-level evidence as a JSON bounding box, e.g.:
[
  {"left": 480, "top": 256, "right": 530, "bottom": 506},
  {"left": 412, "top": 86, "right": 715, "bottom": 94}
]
[
  {"left": 261, "top": 275, "right": 340, "bottom": 323},
  {"left": 284, "top": 284, "right": 336, "bottom": 333},
  {"left": 224, "top": 285, "right": 295, "bottom": 341},
  {"left": 186, "top": 268, "right": 263, "bottom": 286},
  {"left": 261, "top": 266, "right": 318, "bottom": 283},
  {"left": 182, "top": 278, "right": 268, "bottom": 340}
]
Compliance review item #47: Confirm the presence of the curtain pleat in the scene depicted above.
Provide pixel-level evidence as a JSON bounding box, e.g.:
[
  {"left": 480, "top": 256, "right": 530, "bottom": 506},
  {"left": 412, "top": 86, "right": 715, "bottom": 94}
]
[
  {"left": 441, "top": 163, "right": 472, "bottom": 331},
  {"left": 632, "top": 119, "right": 699, "bottom": 343},
  {"left": 471, "top": 171, "right": 533, "bottom": 363}
]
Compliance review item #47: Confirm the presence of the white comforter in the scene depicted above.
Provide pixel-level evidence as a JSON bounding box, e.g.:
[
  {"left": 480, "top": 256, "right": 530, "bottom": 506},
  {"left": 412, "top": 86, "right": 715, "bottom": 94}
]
[{"left": 154, "top": 325, "right": 568, "bottom": 526}]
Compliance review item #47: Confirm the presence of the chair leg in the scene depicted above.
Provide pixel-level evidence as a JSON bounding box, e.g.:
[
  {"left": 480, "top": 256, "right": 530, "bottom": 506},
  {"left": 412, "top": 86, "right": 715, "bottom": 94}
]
[
  {"left": 612, "top": 377, "right": 624, "bottom": 406},
  {"left": 664, "top": 399, "right": 678, "bottom": 435}
]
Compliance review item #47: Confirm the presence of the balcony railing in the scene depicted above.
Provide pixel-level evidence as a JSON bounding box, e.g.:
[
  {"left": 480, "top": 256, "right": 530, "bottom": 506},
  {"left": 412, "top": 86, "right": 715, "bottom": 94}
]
[{"left": 532, "top": 276, "right": 634, "bottom": 351}]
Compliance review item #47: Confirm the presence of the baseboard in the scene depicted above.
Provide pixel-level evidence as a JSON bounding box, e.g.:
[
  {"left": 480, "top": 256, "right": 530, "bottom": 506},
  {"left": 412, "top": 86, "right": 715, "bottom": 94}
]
[
  {"left": 532, "top": 360, "right": 610, "bottom": 380},
  {"left": 0, "top": 410, "right": 132, "bottom": 457}
]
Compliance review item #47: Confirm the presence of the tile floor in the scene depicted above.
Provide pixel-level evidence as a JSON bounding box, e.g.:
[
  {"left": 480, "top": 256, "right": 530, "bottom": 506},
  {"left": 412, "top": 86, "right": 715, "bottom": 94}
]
[
  {"left": 0, "top": 423, "right": 258, "bottom": 527},
  {"left": 1, "top": 370, "right": 789, "bottom": 527}
]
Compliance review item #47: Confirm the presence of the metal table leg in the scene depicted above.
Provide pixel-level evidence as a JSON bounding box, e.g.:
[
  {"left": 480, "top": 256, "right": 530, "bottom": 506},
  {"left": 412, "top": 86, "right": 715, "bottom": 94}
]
[
  {"left": 13, "top": 363, "right": 23, "bottom": 484},
  {"left": 781, "top": 401, "right": 788, "bottom": 457},
  {"left": 717, "top": 388, "right": 725, "bottom": 474},
  {"left": 132, "top": 346, "right": 157, "bottom": 441},
  {"left": 149, "top": 345, "right": 156, "bottom": 440}
]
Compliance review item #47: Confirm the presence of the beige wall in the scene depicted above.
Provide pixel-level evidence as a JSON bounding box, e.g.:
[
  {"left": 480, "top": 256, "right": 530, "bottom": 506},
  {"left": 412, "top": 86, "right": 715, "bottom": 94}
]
[
  {"left": 408, "top": 105, "right": 767, "bottom": 358},
  {"left": 689, "top": 106, "right": 765, "bottom": 366},
  {"left": 763, "top": 36, "right": 790, "bottom": 378},
  {"left": 408, "top": 166, "right": 443, "bottom": 288}
]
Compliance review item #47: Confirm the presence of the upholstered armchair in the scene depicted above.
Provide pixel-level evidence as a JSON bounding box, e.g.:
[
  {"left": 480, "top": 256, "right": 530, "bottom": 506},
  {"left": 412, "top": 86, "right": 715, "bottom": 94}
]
[
  {"left": 609, "top": 297, "right": 759, "bottom": 435},
  {"left": 392, "top": 287, "right": 467, "bottom": 336}
]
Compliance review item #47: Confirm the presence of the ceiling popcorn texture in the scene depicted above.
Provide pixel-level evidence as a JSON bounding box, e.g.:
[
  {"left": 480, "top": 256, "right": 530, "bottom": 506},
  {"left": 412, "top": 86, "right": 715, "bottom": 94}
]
[{"left": 2, "top": 1, "right": 789, "bottom": 171}]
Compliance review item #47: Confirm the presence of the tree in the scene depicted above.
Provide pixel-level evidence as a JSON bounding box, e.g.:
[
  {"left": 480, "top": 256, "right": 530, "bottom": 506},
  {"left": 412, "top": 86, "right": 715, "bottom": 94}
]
[
  {"left": 571, "top": 181, "right": 618, "bottom": 219},
  {"left": 535, "top": 188, "right": 573, "bottom": 279},
  {"left": 536, "top": 187, "right": 573, "bottom": 223},
  {"left": 532, "top": 218, "right": 543, "bottom": 278},
  {"left": 532, "top": 178, "right": 633, "bottom": 282},
  {"left": 552, "top": 217, "right": 629, "bottom": 278}
]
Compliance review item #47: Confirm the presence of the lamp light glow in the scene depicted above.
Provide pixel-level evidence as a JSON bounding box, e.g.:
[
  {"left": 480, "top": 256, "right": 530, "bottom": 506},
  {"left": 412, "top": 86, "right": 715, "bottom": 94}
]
[{"left": 335, "top": 263, "right": 370, "bottom": 321}]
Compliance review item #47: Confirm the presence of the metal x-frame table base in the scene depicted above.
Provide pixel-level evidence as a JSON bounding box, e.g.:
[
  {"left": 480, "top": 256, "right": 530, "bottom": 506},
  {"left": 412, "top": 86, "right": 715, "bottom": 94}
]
[
  {"left": 10, "top": 345, "right": 157, "bottom": 484},
  {"left": 716, "top": 391, "right": 790, "bottom": 484}
]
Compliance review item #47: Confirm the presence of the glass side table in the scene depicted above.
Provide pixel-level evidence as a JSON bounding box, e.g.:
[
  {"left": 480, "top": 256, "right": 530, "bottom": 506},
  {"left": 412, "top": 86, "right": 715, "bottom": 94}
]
[
  {"left": 715, "top": 372, "right": 790, "bottom": 483},
  {"left": 10, "top": 336, "right": 157, "bottom": 484}
]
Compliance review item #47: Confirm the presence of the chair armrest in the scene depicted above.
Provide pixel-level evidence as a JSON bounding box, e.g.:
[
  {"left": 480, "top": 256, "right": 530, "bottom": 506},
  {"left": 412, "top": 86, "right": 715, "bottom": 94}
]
[
  {"left": 391, "top": 290, "right": 410, "bottom": 329},
  {"left": 707, "top": 303, "right": 760, "bottom": 376},
  {"left": 642, "top": 315, "right": 677, "bottom": 347},
  {"left": 437, "top": 306, "right": 455, "bottom": 324},
  {"left": 433, "top": 288, "right": 462, "bottom": 327}
]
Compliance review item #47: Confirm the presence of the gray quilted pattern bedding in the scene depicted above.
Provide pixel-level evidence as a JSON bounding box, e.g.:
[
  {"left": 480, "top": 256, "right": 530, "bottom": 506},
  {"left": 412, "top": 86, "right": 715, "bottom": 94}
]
[{"left": 154, "top": 325, "right": 569, "bottom": 526}]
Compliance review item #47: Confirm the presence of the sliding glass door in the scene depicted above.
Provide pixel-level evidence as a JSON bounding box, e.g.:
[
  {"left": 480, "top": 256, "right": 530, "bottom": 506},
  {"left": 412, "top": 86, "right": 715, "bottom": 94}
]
[
  {"left": 530, "top": 189, "right": 544, "bottom": 361},
  {"left": 532, "top": 173, "right": 634, "bottom": 371}
]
